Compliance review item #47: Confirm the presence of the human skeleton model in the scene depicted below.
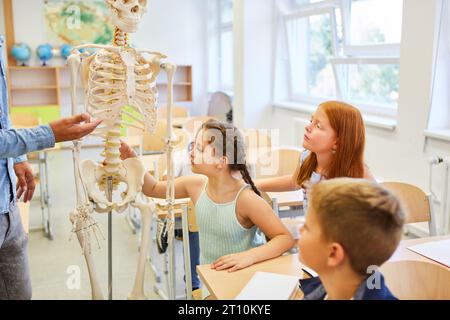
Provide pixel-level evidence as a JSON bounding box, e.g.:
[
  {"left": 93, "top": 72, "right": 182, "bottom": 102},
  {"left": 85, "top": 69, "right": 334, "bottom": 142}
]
[{"left": 67, "top": 0, "right": 177, "bottom": 300}]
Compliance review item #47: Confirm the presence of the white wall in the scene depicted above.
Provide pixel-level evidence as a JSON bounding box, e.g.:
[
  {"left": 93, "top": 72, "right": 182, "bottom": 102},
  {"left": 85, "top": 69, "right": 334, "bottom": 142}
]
[
  {"left": 133, "top": 0, "right": 208, "bottom": 115},
  {"left": 233, "top": 0, "right": 276, "bottom": 129},
  {"left": 10, "top": 0, "right": 208, "bottom": 115},
  {"left": 236, "top": 0, "right": 450, "bottom": 233}
]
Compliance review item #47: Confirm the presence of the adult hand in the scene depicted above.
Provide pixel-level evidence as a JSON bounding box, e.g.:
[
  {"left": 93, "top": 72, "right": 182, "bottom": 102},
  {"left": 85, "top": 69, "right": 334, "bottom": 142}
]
[
  {"left": 49, "top": 113, "right": 102, "bottom": 142},
  {"left": 14, "top": 161, "right": 35, "bottom": 203}
]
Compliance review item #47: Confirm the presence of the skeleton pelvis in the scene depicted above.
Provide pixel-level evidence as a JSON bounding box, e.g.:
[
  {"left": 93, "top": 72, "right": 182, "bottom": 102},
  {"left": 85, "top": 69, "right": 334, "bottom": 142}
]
[{"left": 80, "top": 158, "right": 146, "bottom": 213}]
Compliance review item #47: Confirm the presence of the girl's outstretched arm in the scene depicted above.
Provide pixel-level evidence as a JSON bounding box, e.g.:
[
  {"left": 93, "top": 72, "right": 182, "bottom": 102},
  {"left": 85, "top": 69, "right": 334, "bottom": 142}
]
[
  {"left": 120, "top": 141, "right": 203, "bottom": 199},
  {"left": 255, "top": 153, "right": 302, "bottom": 192}
]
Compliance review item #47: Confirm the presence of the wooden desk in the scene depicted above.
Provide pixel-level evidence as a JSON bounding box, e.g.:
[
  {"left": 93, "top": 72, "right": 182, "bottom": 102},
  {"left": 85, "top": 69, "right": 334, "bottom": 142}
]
[
  {"left": 197, "top": 254, "right": 303, "bottom": 300},
  {"left": 389, "top": 235, "right": 450, "bottom": 268},
  {"left": 267, "top": 190, "right": 303, "bottom": 207},
  {"left": 197, "top": 236, "right": 450, "bottom": 300},
  {"left": 153, "top": 197, "right": 190, "bottom": 219}
]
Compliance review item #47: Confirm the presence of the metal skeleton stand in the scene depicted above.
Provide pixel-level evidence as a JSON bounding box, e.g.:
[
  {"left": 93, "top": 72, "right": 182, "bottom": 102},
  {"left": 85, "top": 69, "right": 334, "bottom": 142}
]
[{"left": 107, "top": 176, "right": 113, "bottom": 300}]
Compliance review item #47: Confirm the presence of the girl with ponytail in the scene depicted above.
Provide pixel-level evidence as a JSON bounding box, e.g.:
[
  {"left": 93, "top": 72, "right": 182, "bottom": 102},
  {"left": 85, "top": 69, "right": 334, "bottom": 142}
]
[{"left": 120, "top": 119, "right": 294, "bottom": 272}]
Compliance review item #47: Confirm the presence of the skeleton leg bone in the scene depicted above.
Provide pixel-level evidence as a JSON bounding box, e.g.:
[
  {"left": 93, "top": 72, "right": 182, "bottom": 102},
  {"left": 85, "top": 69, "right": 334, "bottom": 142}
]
[
  {"left": 128, "top": 196, "right": 155, "bottom": 300},
  {"left": 70, "top": 141, "right": 105, "bottom": 300}
]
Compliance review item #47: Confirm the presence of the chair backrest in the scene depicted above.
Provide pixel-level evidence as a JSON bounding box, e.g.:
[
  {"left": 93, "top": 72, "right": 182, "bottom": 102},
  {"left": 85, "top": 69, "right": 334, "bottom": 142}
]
[
  {"left": 244, "top": 129, "right": 272, "bottom": 150},
  {"left": 142, "top": 120, "right": 167, "bottom": 153},
  {"left": 207, "top": 92, "right": 232, "bottom": 122},
  {"left": 182, "top": 116, "right": 217, "bottom": 137},
  {"left": 255, "top": 148, "right": 302, "bottom": 179},
  {"left": 10, "top": 112, "right": 40, "bottom": 127},
  {"left": 381, "top": 182, "right": 431, "bottom": 224},
  {"left": 187, "top": 200, "right": 199, "bottom": 233},
  {"left": 173, "top": 128, "right": 190, "bottom": 151},
  {"left": 158, "top": 106, "right": 189, "bottom": 118},
  {"left": 380, "top": 260, "right": 450, "bottom": 299}
]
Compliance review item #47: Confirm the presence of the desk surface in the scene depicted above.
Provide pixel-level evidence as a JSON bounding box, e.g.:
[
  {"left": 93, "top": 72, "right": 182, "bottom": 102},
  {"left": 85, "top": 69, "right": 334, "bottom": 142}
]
[
  {"left": 197, "top": 254, "right": 303, "bottom": 300},
  {"left": 389, "top": 235, "right": 450, "bottom": 268},
  {"left": 197, "top": 235, "right": 450, "bottom": 300},
  {"left": 267, "top": 190, "right": 303, "bottom": 207}
]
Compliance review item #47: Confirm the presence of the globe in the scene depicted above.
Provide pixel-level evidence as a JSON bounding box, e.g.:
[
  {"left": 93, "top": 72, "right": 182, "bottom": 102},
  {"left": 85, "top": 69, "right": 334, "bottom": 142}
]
[
  {"left": 36, "top": 44, "right": 54, "bottom": 66},
  {"left": 60, "top": 44, "right": 73, "bottom": 60},
  {"left": 11, "top": 43, "right": 31, "bottom": 66}
]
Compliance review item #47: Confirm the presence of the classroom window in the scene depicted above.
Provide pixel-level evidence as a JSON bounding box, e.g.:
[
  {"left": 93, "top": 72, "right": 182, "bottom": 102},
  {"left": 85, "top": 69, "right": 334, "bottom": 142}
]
[
  {"left": 427, "top": 0, "right": 450, "bottom": 132},
  {"left": 336, "top": 60, "right": 399, "bottom": 114},
  {"left": 208, "top": 0, "right": 234, "bottom": 92},
  {"left": 276, "top": 0, "right": 403, "bottom": 116},
  {"left": 286, "top": 13, "right": 337, "bottom": 99},
  {"left": 347, "top": 0, "right": 403, "bottom": 46}
]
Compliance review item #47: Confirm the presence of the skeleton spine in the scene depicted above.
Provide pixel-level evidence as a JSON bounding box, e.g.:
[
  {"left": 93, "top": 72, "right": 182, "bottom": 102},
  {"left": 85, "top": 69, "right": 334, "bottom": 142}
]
[
  {"left": 102, "top": 27, "right": 128, "bottom": 175},
  {"left": 114, "top": 27, "right": 128, "bottom": 47},
  {"left": 103, "top": 120, "right": 122, "bottom": 174}
]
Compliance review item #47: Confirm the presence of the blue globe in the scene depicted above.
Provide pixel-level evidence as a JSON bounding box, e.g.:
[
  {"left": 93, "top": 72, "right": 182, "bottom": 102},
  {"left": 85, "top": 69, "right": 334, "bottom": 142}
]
[
  {"left": 60, "top": 44, "right": 73, "bottom": 60},
  {"left": 11, "top": 43, "right": 31, "bottom": 66},
  {"left": 36, "top": 44, "right": 53, "bottom": 66}
]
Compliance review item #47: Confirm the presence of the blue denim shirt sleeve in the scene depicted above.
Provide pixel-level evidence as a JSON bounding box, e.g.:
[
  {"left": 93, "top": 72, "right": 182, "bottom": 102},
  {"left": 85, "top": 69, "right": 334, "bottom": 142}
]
[
  {"left": 0, "top": 35, "right": 56, "bottom": 213},
  {"left": 14, "top": 154, "right": 28, "bottom": 164},
  {"left": 0, "top": 125, "right": 55, "bottom": 158}
]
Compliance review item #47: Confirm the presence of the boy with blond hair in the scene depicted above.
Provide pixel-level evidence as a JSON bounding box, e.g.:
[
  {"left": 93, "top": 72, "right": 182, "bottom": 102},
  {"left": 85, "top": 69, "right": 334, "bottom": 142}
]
[{"left": 298, "top": 178, "right": 405, "bottom": 300}]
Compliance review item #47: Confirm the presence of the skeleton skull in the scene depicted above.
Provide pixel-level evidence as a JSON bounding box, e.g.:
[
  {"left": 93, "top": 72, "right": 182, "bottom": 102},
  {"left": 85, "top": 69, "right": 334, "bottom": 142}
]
[{"left": 105, "top": 0, "right": 148, "bottom": 33}]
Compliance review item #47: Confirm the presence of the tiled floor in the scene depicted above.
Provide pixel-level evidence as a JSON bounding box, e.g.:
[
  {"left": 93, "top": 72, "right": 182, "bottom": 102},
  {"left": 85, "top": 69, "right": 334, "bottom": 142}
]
[{"left": 27, "top": 147, "right": 187, "bottom": 300}]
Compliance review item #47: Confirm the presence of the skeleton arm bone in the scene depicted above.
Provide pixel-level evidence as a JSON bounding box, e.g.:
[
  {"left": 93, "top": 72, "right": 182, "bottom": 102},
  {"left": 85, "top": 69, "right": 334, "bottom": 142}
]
[
  {"left": 141, "top": 174, "right": 202, "bottom": 200},
  {"left": 67, "top": 52, "right": 82, "bottom": 116},
  {"left": 136, "top": 50, "right": 167, "bottom": 59}
]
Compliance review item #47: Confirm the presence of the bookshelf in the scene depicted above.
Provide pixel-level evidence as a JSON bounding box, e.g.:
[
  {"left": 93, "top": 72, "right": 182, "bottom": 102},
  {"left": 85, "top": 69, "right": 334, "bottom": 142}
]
[{"left": 6, "top": 64, "right": 193, "bottom": 126}]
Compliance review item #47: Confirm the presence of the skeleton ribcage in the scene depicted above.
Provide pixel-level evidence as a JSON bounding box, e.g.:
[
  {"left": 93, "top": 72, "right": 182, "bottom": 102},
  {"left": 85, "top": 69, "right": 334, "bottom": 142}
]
[{"left": 86, "top": 49, "right": 160, "bottom": 134}]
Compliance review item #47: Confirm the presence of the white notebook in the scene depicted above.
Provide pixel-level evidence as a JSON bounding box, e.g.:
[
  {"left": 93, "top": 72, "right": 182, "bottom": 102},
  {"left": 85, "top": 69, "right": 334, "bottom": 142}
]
[
  {"left": 407, "top": 239, "right": 450, "bottom": 268},
  {"left": 235, "top": 272, "right": 300, "bottom": 300}
]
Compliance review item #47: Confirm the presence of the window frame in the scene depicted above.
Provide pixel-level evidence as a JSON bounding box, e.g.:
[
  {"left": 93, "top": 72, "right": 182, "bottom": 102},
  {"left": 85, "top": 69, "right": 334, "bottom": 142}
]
[
  {"left": 284, "top": 5, "right": 340, "bottom": 102},
  {"left": 214, "top": 0, "right": 234, "bottom": 93},
  {"left": 277, "top": 0, "right": 403, "bottom": 118}
]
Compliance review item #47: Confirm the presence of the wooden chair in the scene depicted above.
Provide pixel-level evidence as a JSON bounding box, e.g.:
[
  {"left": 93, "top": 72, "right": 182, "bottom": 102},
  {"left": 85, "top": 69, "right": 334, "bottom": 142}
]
[
  {"left": 140, "top": 120, "right": 167, "bottom": 154},
  {"left": 380, "top": 260, "right": 450, "bottom": 299},
  {"left": 244, "top": 128, "right": 272, "bottom": 150},
  {"left": 255, "top": 147, "right": 302, "bottom": 179},
  {"left": 158, "top": 106, "right": 190, "bottom": 118},
  {"left": 381, "top": 182, "right": 438, "bottom": 236}
]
